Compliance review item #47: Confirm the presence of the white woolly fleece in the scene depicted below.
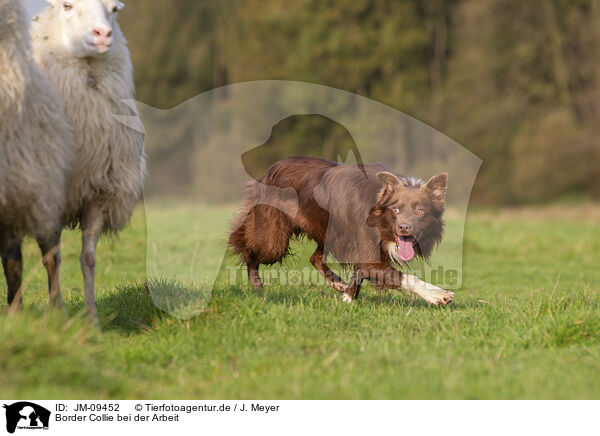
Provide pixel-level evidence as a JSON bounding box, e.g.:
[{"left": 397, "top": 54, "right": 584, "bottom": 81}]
[
  {"left": 31, "top": 3, "right": 146, "bottom": 232},
  {"left": 0, "top": 0, "right": 74, "bottom": 240}
]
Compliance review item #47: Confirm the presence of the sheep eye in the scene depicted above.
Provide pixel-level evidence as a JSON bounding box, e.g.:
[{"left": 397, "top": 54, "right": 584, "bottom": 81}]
[
  {"left": 112, "top": 6, "right": 119, "bottom": 12},
  {"left": 415, "top": 208, "right": 424, "bottom": 216},
  {"left": 63, "top": 2, "right": 72, "bottom": 10}
]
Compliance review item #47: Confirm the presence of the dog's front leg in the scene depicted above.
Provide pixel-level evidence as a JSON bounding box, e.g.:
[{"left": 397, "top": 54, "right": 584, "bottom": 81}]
[
  {"left": 341, "top": 269, "right": 364, "bottom": 303},
  {"left": 363, "top": 267, "right": 454, "bottom": 306},
  {"left": 400, "top": 274, "right": 454, "bottom": 306},
  {"left": 310, "top": 247, "right": 346, "bottom": 292}
]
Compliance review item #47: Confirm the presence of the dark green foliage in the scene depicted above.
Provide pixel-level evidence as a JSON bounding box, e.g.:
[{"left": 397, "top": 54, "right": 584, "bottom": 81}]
[{"left": 119, "top": 0, "right": 600, "bottom": 204}]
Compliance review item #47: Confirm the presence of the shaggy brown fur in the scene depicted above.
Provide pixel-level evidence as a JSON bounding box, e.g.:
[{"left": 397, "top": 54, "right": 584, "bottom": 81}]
[{"left": 229, "top": 156, "right": 449, "bottom": 303}]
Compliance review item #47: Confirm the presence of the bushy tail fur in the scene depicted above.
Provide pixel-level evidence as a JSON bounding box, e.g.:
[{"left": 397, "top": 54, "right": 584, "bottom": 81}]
[{"left": 229, "top": 180, "right": 298, "bottom": 266}]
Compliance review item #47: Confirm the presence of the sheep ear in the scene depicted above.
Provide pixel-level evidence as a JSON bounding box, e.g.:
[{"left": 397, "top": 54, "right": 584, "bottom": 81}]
[
  {"left": 116, "top": 1, "right": 125, "bottom": 11},
  {"left": 423, "top": 173, "right": 448, "bottom": 209},
  {"left": 376, "top": 171, "right": 401, "bottom": 205}
]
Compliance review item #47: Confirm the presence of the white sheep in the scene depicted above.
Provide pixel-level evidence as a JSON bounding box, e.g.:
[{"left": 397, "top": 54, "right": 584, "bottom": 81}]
[
  {"left": 0, "top": 0, "right": 74, "bottom": 308},
  {"left": 31, "top": 0, "right": 146, "bottom": 318}
]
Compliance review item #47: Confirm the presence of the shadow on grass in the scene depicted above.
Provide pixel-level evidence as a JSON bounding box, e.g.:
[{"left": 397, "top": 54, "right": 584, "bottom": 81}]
[
  {"left": 213, "top": 281, "right": 468, "bottom": 310},
  {"left": 92, "top": 282, "right": 168, "bottom": 334},
  {"left": 75, "top": 277, "right": 468, "bottom": 335}
]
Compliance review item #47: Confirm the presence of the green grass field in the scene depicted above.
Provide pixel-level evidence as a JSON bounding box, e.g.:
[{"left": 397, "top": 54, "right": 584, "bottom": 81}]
[{"left": 1, "top": 203, "right": 600, "bottom": 399}]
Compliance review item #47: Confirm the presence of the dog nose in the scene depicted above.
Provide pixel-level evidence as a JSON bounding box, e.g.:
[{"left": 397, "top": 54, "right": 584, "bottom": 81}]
[{"left": 398, "top": 223, "right": 411, "bottom": 233}]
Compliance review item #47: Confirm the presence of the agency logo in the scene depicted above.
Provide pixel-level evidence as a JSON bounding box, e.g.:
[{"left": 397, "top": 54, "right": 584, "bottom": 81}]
[
  {"left": 2, "top": 402, "right": 50, "bottom": 434},
  {"left": 117, "top": 80, "right": 481, "bottom": 319}
]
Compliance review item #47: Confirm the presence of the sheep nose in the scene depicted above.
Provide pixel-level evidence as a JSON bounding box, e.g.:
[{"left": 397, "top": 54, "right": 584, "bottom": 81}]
[{"left": 92, "top": 28, "right": 112, "bottom": 38}]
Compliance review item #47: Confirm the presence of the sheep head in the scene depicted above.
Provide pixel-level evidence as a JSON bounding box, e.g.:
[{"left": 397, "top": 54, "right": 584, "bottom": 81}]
[{"left": 44, "top": 0, "right": 125, "bottom": 57}]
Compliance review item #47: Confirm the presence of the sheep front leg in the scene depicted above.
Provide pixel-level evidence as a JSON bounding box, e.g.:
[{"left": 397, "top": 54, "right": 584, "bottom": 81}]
[
  {"left": 1, "top": 232, "right": 24, "bottom": 310},
  {"left": 80, "top": 202, "right": 104, "bottom": 320},
  {"left": 37, "top": 231, "right": 64, "bottom": 310}
]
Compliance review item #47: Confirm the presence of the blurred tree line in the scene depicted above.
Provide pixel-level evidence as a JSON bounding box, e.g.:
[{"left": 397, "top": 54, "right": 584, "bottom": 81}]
[{"left": 120, "top": 0, "right": 600, "bottom": 204}]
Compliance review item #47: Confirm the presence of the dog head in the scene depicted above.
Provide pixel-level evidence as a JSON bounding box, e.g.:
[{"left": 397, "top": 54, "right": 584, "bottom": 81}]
[{"left": 367, "top": 171, "right": 447, "bottom": 264}]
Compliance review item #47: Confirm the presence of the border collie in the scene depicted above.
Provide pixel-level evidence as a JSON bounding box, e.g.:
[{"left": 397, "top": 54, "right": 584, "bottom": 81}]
[{"left": 229, "top": 156, "right": 454, "bottom": 305}]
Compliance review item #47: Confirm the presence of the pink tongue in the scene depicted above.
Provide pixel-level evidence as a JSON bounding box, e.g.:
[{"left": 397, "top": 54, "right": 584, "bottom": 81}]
[{"left": 397, "top": 237, "right": 415, "bottom": 261}]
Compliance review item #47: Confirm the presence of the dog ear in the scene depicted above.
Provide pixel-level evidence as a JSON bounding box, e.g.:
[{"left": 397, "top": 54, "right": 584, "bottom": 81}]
[
  {"left": 366, "top": 206, "right": 382, "bottom": 227},
  {"left": 376, "top": 172, "right": 401, "bottom": 205},
  {"left": 423, "top": 173, "right": 447, "bottom": 209},
  {"left": 377, "top": 172, "right": 400, "bottom": 187}
]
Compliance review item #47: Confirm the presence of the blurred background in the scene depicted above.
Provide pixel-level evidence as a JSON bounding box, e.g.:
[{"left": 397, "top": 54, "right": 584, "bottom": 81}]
[
  {"left": 27, "top": 0, "right": 600, "bottom": 205},
  {"left": 5, "top": 0, "right": 600, "bottom": 402},
  {"left": 121, "top": 0, "right": 599, "bottom": 205}
]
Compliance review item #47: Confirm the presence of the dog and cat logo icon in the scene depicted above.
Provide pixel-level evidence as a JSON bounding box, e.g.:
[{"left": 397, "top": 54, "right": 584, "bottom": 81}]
[{"left": 3, "top": 402, "right": 50, "bottom": 434}]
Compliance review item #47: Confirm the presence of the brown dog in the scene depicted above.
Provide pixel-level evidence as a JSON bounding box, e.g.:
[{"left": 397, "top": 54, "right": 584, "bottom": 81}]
[{"left": 229, "top": 156, "right": 454, "bottom": 305}]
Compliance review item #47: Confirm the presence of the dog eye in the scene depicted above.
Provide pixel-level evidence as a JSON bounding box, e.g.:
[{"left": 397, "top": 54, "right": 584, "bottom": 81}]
[
  {"left": 63, "top": 2, "right": 73, "bottom": 10},
  {"left": 392, "top": 208, "right": 400, "bottom": 214},
  {"left": 415, "top": 208, "right": 424, "bottom": 216}
]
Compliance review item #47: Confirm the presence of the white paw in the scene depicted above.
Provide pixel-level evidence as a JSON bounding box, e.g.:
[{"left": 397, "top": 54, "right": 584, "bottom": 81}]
[
  {"left": 341, "top": 294, "right": 353, "bottom": 304},
  {"left": 424, "top": 289, "right": 454, "bottom": 306}
]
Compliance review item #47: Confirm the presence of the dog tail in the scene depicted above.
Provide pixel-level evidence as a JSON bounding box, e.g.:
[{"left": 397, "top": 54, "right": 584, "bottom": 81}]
[{"left": 228, "top": 180, "right": 297, "bottom": 266}]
